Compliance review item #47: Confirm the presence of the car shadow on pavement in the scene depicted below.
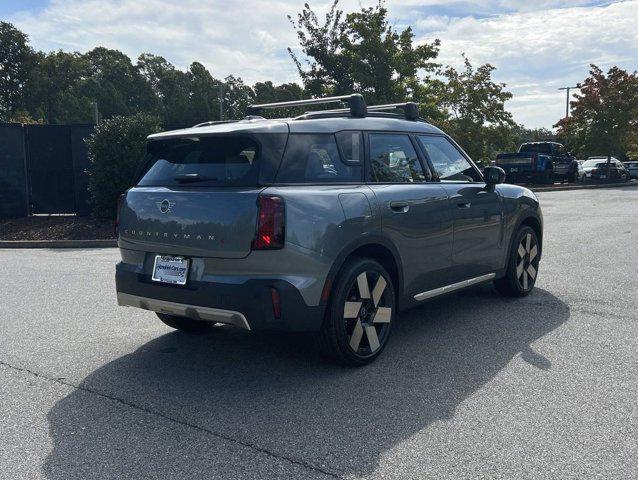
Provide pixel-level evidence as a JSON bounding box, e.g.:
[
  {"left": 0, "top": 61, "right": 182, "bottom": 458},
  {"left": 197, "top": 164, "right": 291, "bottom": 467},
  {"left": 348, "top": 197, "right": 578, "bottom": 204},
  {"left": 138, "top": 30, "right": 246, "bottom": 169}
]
[{"left": 43, "top": 285, "right": 569, "bottom": 479}]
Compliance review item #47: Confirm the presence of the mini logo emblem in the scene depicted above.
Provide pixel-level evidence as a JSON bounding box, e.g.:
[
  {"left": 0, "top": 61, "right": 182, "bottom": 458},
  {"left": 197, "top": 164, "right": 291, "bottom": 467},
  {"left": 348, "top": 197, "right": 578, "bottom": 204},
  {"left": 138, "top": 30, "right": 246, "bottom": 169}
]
[{"left": 156, "top": 199, "right": 175, "bottom": 214}]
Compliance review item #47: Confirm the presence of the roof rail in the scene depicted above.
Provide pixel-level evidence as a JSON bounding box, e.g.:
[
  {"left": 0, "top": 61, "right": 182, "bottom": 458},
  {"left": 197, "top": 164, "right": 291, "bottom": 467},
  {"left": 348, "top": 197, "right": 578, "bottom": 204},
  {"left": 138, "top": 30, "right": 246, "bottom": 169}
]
[
  {"left": 246, "top": 94, "right": 367, "bottom": 117},
  {"left": 192, "top": 120, "right": 238, "bottom": 128},
  {"left": 366, "top": 102, "right": 420, "bottom": 121}
]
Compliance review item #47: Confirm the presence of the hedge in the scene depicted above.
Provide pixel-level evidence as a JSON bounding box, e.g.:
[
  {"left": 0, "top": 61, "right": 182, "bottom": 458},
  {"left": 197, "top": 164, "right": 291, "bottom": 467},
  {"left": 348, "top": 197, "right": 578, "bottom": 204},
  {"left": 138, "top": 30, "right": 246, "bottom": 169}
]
[{"left": 86, "top": 113, "right": 161, "bottom": 219}]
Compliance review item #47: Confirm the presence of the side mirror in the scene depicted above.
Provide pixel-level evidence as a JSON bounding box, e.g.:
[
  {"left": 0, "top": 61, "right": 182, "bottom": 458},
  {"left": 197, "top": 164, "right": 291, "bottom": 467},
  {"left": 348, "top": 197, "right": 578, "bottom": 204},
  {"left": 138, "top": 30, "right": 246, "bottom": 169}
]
[{"left": 483, "top": 166, "right": 506, "bottom": 185}]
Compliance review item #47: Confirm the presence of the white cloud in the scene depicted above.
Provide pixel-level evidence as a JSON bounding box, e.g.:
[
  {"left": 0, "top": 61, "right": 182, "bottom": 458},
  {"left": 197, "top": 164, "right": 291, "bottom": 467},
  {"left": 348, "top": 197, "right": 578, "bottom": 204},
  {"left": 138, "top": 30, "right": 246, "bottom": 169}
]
[
  {"left": 413, "top": 0, "right": 638, "bottom": 127},
  {"left": 7, "top": 0, "right": 638, "bottom": 128}
]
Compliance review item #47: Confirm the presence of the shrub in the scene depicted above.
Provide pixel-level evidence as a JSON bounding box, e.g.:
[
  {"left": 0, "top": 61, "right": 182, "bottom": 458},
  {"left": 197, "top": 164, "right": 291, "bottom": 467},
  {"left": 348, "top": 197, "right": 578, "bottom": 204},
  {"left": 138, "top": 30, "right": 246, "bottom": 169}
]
[{"left": 86, "top": 113, "right": 161, "bottom": 219}]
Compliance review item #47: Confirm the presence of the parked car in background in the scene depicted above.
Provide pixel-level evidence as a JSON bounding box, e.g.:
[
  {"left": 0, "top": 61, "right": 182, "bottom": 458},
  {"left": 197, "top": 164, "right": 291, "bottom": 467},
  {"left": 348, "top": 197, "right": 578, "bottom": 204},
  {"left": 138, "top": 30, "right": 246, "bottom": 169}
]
[
  {"left": 582, "top": 157, "right": 630, "bottom": 182},
  {"left": 624, "top": 160, "right": 638, "bottom": 179},
  {"left": 496, "top": 148, "right": 553, "bottom": 185},
  {"left": 576, "top": 160, "right": 587, "bottom": 182},
  {"left": 496, "top": 141, "right": 578, "bottom": 185}
]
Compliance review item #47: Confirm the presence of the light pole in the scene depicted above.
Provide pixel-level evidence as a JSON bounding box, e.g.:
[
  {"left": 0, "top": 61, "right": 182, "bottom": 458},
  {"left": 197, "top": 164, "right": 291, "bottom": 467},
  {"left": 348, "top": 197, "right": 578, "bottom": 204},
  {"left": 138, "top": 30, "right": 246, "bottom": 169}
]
[{"left": 558, "top": 86, "right": 578, "bottom": 118}]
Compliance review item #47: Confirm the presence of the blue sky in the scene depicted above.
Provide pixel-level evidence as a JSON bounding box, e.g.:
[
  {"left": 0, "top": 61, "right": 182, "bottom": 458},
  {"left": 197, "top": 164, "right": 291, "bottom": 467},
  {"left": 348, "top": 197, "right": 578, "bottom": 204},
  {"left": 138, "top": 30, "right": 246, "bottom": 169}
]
[{"left": 2, "top": 0, "right": 637, "bottom": 128}]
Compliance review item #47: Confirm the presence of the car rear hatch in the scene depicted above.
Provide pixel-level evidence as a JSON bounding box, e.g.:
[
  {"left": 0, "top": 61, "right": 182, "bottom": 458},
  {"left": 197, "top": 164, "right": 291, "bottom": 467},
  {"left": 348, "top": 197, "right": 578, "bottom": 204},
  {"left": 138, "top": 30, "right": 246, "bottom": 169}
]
[
  {"left": 553, "top": 158, "right": 572, "bottom": 173},
  {"left": 118, "top": 130, "right": 287, "bottom": 258},
  {"left": 496, "top": 154, "right": 535, "bottom": 172}
]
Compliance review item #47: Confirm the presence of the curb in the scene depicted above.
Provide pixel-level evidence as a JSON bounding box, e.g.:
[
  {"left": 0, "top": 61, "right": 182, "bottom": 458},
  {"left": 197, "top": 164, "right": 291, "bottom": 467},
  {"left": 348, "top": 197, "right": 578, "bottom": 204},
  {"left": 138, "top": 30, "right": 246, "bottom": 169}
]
[
  {"left": 0, "top": 239, "right": 117, "bottom": 249},
  {"left": 530, "top": 181, "right": 638, "bottom": 192}
]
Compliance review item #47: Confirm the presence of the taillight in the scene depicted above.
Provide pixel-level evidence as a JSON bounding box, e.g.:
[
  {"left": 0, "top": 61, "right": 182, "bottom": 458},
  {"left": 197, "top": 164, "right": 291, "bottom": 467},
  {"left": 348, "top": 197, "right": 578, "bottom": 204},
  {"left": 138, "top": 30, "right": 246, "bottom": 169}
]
[
  {"left": 114, "top": 193, "right": 125, "bottom": 237},
  {"left": 531, "top": 153, "right": 537, "bottom": 170},
  {"left": 252, "top": 195, "right": 285, "bottom": 250}
]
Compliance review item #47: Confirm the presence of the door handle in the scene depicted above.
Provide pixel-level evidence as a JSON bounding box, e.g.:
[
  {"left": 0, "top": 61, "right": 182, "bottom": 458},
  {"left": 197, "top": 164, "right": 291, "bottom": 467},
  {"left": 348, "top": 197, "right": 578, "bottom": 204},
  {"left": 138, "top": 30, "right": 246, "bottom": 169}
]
[
  {"left": 457, "top": 201, "right": 471, "bottom": 209},
  {"left": 389, "top": 201, "right": 410, "bottom": 213}
]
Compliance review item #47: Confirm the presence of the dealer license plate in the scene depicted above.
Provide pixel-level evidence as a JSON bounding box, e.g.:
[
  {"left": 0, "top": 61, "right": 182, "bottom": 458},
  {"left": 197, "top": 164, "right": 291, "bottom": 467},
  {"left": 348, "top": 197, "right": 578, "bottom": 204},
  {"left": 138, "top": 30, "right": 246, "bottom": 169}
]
[{"left": 152, "top": 255, "right": 189, "bottom": 285}]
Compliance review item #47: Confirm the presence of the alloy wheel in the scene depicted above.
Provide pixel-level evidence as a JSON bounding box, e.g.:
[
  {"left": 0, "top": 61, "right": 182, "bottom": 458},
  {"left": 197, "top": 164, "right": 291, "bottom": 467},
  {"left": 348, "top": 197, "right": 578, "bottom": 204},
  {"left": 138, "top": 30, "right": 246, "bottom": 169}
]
[
  {"left": 516, "top": 232, "right": 539, "bottom": 291},
  {"left": 343, "top": 271, "right": 392, "bottom": 355}
]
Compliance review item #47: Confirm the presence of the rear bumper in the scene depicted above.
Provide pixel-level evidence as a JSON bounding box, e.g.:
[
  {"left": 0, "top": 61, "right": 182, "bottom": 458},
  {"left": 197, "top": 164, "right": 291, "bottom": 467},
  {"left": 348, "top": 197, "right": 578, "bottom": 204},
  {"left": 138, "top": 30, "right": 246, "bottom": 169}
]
[
  {"left": 115, "top": 263, "right": 326, "bottom": 332},
  {"left": 117, "top": 293, "right": 251, "bottom": 329}
]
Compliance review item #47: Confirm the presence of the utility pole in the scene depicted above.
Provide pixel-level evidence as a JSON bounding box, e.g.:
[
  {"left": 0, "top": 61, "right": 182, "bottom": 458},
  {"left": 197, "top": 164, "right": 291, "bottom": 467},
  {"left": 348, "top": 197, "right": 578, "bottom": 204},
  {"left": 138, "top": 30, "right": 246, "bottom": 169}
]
[
  {"left": 219, "top": 84, "right": 224, "bottom": 121},
  {"left": 91, "top": 101, "right": 99, "bottom": 124},
  {"left": 558, "top": 86, "right": 578, "bottom": 118}
]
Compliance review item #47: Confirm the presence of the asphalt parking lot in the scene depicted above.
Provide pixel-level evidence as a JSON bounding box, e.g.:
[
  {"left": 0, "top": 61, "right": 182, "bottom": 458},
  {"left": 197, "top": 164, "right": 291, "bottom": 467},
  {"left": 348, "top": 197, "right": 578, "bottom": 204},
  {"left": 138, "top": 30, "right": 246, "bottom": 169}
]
[{"left": 1, "top": 187, "right": 636, "bottom": 480}]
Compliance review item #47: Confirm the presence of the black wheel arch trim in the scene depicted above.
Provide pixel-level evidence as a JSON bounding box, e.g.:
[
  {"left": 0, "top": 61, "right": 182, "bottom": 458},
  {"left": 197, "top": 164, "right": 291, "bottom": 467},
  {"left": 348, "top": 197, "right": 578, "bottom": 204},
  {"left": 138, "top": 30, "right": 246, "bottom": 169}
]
[
  {"left": 321, "top": 234, "right": 404, "bottom": 308},
  {"left": 507, "top": 210, "right": 543, "bottom": 264}
]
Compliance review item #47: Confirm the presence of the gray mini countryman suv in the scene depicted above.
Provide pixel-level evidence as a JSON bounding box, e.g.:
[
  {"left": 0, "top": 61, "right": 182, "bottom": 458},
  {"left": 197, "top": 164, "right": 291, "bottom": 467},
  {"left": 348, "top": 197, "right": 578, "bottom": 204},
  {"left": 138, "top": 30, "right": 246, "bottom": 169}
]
[{"left": 116, "top": 94, "right": 543, "bottom": 365}]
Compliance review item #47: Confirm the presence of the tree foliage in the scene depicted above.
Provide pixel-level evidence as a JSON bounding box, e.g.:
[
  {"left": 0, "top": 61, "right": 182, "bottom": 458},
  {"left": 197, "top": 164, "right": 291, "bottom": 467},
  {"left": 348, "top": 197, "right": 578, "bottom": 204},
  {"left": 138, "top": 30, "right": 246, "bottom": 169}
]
[
  {"left": 86, "top": 113, "right": 161, "bottom": 219},
  {"left": 288, "top": 1, "right": 440, "bottom": 106},
  {"left": 436, "top": 56, "right": 515, "bottom": 162},
  {"left": 0, "top": 21, "right": 36, "bottom": 119},
  {"left": 0, "top": 22, "right": 298, "bottom": 126},
  {"left": 555, "top": 65, "right": 638, "bottom": 160}
]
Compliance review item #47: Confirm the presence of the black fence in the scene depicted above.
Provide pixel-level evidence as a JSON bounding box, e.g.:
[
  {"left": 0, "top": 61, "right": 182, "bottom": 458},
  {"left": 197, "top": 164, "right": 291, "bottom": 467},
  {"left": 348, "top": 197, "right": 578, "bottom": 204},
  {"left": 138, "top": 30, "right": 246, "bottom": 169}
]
[{"left": 0, "top": 123, "right": 95, "bottom": 218}]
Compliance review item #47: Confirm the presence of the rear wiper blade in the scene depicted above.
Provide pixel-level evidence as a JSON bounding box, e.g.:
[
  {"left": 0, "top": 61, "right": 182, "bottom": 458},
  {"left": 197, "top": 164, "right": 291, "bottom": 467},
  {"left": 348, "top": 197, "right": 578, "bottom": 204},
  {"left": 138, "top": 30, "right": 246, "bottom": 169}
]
[{"left": 173, "top": 173, "right": 219, "bottom": 183}]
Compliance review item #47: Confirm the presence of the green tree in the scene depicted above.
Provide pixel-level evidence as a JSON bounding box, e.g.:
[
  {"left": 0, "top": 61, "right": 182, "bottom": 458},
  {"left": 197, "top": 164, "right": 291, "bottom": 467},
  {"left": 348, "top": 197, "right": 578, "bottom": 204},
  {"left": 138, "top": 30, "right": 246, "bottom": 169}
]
[
  {"left": 555, "top": 65, "right": 638, "bottom": 160},
  {"left": 138, "top": 53, "right": 191, "bottom": 125},
  {"left": 436, "top": 56, "right": 514, "bottom": 162},
  {"left": 222, "top": 75, "right": 254, "bottom": 119},
  {"left": 86, "top": 113, "right": 161, "bottom": 218},
  {"left": 71, "top": 47, "right": 157, "bottom": 122},
  {"left": 288, "top": 1, "right": 440, "bottom": 106},
  {"left": 25, "top": 50, "right": 88, "bottom": 123},
  {"left": 0, "top": 22, "right": 36, "bottom": 120},
  {"left": 189, "top": 61, "right": 222, "bottom": 124}
]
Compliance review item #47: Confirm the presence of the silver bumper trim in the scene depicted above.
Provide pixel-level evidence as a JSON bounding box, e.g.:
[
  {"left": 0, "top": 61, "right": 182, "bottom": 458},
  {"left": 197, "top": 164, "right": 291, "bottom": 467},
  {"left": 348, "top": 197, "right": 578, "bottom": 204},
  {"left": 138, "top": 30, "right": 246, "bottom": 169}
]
[
  {"left": 414, "top": 273, "right": 496, "bottom": 301},
  {"left": 117, "top": 292, "right": 251, "bottom": 330}
]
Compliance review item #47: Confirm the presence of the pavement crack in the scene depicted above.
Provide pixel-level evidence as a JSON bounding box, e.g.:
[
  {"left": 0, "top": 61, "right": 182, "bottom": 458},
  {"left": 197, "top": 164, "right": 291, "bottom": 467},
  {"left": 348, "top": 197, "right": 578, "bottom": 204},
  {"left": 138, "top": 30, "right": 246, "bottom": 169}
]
[{"left": 0, "top": 359, "right": 342, "bottom": 479}]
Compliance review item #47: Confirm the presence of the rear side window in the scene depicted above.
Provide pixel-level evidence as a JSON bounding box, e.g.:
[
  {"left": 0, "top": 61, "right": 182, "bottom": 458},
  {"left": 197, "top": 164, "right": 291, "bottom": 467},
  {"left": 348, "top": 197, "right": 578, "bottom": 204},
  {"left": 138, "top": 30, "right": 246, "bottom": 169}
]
[
  {"left": 275, "top": 134, "right": 362, "bottom": 183},
  {"left": 138, "top": 136, "right": 261, "bottom": 186},
  {"left": 520, "top": 143, "right": 551, "bottom": 155},
  {"left": 369, "top": 133, "right": 427, "bottom": 183}
]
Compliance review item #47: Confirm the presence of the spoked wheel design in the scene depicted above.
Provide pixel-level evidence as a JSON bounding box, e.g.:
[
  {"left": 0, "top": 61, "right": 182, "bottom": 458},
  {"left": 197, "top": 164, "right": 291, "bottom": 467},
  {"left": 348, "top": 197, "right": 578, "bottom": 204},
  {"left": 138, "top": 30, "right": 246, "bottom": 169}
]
[
  {"left": 320, "top": 258, "right": 395, "bottom": 366},
  {"left": 516, "top": 232, "right": 539, "bottom": 291},
  {"left": 343, "top": 271, "right": 392, "bottom": 355}
]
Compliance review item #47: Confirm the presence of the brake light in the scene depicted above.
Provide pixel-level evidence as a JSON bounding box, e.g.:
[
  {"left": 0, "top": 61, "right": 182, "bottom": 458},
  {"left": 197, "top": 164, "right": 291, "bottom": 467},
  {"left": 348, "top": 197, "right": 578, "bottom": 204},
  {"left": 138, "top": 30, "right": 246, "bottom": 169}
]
[
  {"left": 252, "top": 195, "right": 285, "bottom": 250},
  {"left": 114, "top": 193, "right": 125, "bottom": 237}
]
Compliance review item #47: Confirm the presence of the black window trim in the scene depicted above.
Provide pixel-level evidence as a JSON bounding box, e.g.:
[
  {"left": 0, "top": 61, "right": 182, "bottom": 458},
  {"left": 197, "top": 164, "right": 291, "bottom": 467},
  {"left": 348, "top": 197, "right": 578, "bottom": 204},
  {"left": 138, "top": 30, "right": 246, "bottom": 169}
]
[
  {"left": 415, "top": 133, "right": 485, "bottom": 184},
  {"left": 334, "top": 130, "right": 364, "bottom": 166}
]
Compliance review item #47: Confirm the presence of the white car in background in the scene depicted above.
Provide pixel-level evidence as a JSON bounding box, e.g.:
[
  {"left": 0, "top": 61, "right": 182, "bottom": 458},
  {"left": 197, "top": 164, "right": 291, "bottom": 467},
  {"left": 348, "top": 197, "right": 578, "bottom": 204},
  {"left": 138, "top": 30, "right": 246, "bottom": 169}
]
[{"left": 624, "top": 161, "right": 638, "bottom": 179}]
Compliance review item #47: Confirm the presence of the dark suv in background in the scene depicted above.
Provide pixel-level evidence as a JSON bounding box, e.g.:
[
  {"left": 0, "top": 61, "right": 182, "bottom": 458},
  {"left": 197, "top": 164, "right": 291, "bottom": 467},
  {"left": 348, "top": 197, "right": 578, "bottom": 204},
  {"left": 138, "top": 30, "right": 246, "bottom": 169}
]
[{"left": 115, "top": 94, "right": 543, "bottom": 365}]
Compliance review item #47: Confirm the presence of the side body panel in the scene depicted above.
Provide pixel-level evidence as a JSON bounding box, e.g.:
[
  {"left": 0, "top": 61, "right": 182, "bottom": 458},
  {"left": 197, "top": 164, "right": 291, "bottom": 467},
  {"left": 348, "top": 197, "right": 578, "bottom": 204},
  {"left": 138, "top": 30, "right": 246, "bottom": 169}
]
[
  {"left": 366, "top": 184, "right": 453, "bottom": 297},
  {"left": 439, "top": 182, "right": 504, "bottom": 280}
]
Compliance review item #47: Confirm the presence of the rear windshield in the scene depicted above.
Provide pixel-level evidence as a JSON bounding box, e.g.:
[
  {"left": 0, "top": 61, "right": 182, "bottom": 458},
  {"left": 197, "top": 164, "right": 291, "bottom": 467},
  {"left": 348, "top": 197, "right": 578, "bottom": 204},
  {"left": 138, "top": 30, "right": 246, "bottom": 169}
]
[
  {"left": 137, "top": 135, "right": 262, "bottom": 187},
  {"left": 520, "top": 143, "right": 552, "bottom": 154}
]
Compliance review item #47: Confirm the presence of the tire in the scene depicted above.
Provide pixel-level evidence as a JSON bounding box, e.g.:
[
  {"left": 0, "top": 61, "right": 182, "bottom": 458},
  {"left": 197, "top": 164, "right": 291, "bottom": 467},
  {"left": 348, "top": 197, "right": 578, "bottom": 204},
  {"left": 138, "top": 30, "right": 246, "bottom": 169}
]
[
  {"left": 156, "top": 313, "right": 216, "bottom": 333},
  {"left": 494, "top": 225, "right": 540, "bottom": 297},
  {"left": 320, "top": 258, "right": 395, "bottom": 366},
  {"left": 568, "top": 168, "right": 577, "bottom": 183}
]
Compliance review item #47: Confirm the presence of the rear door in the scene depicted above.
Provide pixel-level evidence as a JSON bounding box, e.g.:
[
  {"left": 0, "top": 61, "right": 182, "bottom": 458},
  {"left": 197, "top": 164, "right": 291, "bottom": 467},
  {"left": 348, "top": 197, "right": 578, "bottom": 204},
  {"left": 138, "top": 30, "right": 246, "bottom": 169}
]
[
  {"left": 365, "top": 132, "right": 453, "bottom": 297},
  {"left": 416, "top": 134, "right": 504, "bottom": 280},
  {"left": 118, "top": 133, "right": 287, "bottom": 258}
]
